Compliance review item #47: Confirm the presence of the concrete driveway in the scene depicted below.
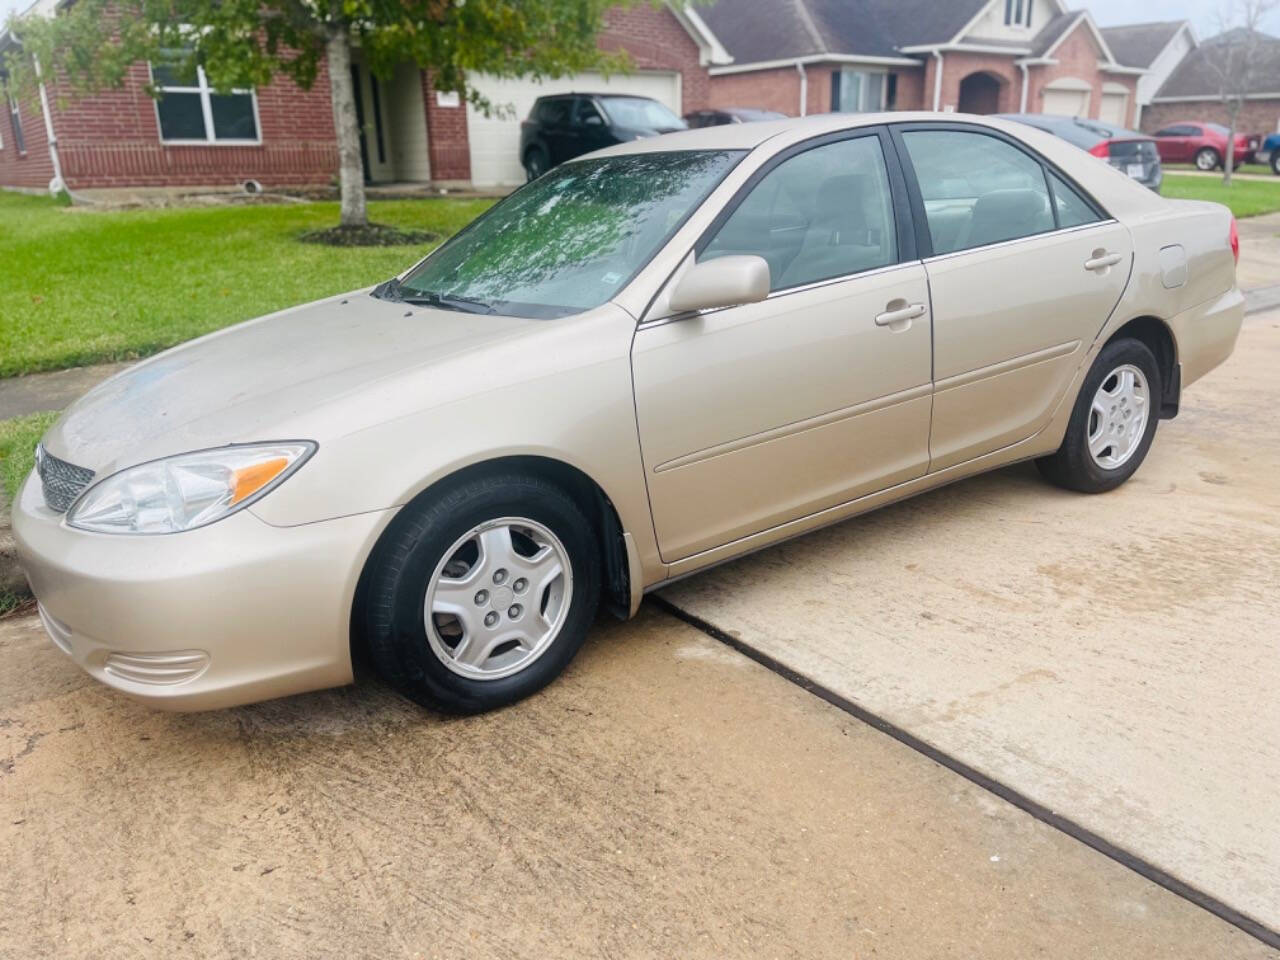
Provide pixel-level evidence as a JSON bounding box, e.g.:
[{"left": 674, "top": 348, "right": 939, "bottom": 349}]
[{"left": 662, "top": 310, "right": 1280, "bottom": 937}]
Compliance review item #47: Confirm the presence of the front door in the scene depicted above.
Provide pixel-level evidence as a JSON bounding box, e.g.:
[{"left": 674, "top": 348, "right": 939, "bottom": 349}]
[
  {"left": 894, "top": 125, "right": 1133, "bottom": 470},
  {"left": 632, "top": 132, "right": 934, "bottom": 561}
]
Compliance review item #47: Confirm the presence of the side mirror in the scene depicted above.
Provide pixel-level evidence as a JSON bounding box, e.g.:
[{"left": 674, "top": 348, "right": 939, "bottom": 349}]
[
  {"left": 668, "top": 255, "right": 771, "bottom": 314},
  {"left": 582, "top": 114, "right": 604, "bottom": 127}
]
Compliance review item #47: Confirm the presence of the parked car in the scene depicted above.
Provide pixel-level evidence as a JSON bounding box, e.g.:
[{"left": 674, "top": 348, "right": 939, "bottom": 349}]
[
  {"left": 1257, "top": 132, "right": 1280, "bottom": 174},
  {"left": 16, "top": 116, "right": 1244, "bottom": 715},
  {"left": 518, "top": 93, "right": 686, "bottom": 180},
  {"left": 684, "top": 107, "right": 788, "bottom": 127},
  {"left": 995, "top": 114, "right": 1162, "bottom": 192},
  {"left": 1150, "top": 122, "right": 1258, "bottom": 170}
]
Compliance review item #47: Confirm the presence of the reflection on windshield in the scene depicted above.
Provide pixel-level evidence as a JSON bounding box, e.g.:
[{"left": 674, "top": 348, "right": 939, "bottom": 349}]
[{"left": 394, "top": 150, "right": 742, "bottom": 319}]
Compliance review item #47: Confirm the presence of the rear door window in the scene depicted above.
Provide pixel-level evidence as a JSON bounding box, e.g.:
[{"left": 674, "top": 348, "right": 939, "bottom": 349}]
[{"left": 901, "top": 129, "right": 1055, "bottom": 256}]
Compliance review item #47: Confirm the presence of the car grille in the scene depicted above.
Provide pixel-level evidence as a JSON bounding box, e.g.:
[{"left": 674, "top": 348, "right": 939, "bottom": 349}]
[{"left": 35, "top": 445, "right": 95, "bottom": 513}]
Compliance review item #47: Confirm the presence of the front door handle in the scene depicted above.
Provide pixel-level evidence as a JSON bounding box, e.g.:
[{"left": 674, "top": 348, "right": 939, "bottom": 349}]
[
  {"left": 1084, "top": 252, "right": 1123, "bottom": 272},
  {"left": 874, "top": 302, "right": 926, "bottom": 330}
]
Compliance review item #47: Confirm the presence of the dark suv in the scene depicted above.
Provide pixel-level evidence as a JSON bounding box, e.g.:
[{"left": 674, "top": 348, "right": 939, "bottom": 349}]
[{"left": 519, "top": 93, "right": 686, "bottom": 180}]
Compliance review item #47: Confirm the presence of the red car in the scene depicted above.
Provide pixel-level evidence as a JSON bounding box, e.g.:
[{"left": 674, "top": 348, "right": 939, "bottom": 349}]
[{"left": 1151, "top": 121, "right": 1259, "bottom": 170}]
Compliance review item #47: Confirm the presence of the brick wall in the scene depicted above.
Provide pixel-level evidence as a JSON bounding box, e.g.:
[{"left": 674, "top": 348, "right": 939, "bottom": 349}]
[
  {"left": 0, "top": 86, "right": 57, "bottom": 190},
  {"left": 1141, "top": 99, "right": 1280, "bottom": 137},
  {"left": 422, "top": 69, "right": 470, "bottom": 181},
  {"left": 708, "top": 63, "right": 923, "bottom": 116},
  {"left": 599, "top": 4, "right": 711, "bottom": 112}
]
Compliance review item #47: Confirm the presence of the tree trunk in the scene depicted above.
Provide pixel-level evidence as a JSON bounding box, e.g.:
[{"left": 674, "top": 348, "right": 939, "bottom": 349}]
[
  {"left": 1224, "top": 104, "right": 1238, "bottom": 187},
  {"left": 326, "top": 24, "right": 367, "bottom": 228}
]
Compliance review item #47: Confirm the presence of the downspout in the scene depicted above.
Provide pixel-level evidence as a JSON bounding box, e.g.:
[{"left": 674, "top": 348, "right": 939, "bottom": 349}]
[
  {"left": 31, "top": 54, "right": 65, "bottom": 195},
  {"left": 795, "top": 60, "right": 808, "bottom": 117},
  {"left": 931, "top": 50, "right": 944, "bottom": 112},
  {"left": 1018, "top": 60, "right": 1029, "bottom": 112}
]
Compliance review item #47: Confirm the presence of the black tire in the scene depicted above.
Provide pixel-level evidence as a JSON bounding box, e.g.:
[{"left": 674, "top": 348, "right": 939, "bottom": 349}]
[
  {"left": 360, "top": 473, "right": 601, "bottom": 714},
  {"left": 1036, "top": 338, "right": 1162, "bottom": 494},
  {"left": 524, "top": 147, "right": 548, "bottom": 181},
  {"left": 1271, "top": 153, "right": 1280, "bottom": 175},
  {"left": 1194, "top": 147, "right": 1221, "bottom": 171}
]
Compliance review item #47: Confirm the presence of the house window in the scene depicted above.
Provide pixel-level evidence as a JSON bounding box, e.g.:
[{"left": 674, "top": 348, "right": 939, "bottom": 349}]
[
  {"left": 150, "top": 60, "right": 260, "bottom": 144},
  {"left": 1004, "top": 0, "right": 1033, "bottom": 27},
  {"left": 6, "top": 87, "right": 25, "bottom": 154},
  {"left": 830, "top": 69, "right": 886, "bottom": 112}
]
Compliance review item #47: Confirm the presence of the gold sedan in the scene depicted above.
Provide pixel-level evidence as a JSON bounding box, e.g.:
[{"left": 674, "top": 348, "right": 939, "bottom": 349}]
[{"left": 14, "top": 114, "right": 1244, "bottom": 713}]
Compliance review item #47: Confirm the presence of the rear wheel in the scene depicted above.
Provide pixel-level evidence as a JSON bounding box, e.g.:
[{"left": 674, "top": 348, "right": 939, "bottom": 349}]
[
  {"left": 1194, "top": 147, "right": 1221, "bottom": 171},
  {"left": 1036, "top": 338, "right": 1161, "bottom": 494},
  {"left": 361, "top": 473, "right": 601, "bottom": 713}
]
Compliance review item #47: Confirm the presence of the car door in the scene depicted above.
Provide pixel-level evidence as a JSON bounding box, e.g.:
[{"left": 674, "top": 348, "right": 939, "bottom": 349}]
[
  {"left": 631, "top": 130, "right": 934, "bottom": 561},
  {"left": 893, "top": 123, "right": 1133, "bottom": 471},
  {"left": 1153, "top": 126, "right": 1186, "bottom": 163},
  {"left": 538, "top": 97, "right": 576, "bottom": 166}
]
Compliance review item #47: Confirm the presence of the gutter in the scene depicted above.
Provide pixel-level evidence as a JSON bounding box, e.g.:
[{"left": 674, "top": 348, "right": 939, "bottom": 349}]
[
  {"left": 709, "top": 53, "right": 920, "bottom": 75},
  {"left": 931, "top": 50, "right": 943, "bottom": 112},
  {"left": 32, "top": 54, "right": 66, "bottom": 194}
]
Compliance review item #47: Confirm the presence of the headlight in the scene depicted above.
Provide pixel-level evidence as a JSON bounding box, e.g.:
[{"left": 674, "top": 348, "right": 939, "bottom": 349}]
[{"left": 67, "top": 442, "right": 315, "bottom": 535}]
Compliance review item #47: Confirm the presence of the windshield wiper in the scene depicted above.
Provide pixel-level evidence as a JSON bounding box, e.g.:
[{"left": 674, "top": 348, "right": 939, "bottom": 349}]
[{"left": 398, "top": 290, "right": 498, "bottom": 315}]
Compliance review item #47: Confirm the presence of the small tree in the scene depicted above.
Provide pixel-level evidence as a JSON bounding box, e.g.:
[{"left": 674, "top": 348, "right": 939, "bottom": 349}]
[
  {"left": 4, "top": 0, "right": 632, "bottom": 234},
  {"left": 1202, "top": 0, "right": 1278, "bottom": 185}
]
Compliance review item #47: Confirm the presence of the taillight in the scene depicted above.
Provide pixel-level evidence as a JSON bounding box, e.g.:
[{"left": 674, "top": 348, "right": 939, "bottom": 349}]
[
  {"left": 1230, "top": 217, "right": 1240, "bottom": 265},
  {"left": 1088, "top": 140, "right": 1110, "bottom": 158}
]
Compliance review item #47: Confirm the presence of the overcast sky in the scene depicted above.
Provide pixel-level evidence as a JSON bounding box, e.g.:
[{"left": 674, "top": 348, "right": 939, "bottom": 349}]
[{"left": 3, "top": 0, "right": 1279, "bottom": 41}]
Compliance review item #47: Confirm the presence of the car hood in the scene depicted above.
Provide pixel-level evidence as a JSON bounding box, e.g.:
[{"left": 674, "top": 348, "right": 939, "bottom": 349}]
[{"left": 44, "top": 291, "right": 535, "bottom": 477}]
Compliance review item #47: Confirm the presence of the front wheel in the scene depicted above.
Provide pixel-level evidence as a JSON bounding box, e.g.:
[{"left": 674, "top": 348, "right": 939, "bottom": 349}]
[
  {"left": 1036, "top": 338, "right": 1161, "bottom": 494},
  {"left": 1194, "top": 147, "right": 1221, "bottom": 171},
  {"left": 361, "top": 473, "right": 601, "bottom": 713}
]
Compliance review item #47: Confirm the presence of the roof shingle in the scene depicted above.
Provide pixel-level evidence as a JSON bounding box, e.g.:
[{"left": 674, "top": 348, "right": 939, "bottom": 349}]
[{"left": 1100, "top": 20, "right": 1187, "bottom": 68}]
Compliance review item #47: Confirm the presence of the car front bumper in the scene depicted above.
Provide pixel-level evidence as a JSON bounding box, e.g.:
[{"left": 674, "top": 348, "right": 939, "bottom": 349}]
[{"left": 12, "top": 471, "right": 393, "bottom": 710}]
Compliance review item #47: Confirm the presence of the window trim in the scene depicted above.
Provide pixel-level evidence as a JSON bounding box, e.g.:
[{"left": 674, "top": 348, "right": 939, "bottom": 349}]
[
  {"left": 148, "top": 62, "right": 262, "bottom": 146},
  {"left": 887, "top": 121, "right": 1110, "bottom": 260}
]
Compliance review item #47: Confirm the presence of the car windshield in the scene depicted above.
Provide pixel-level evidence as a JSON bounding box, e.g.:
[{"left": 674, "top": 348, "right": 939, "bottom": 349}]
[
  {"left": 390, "top": 150, "right": 742, "bottom": 318},
  {"left": 600, "top": 97, "right": 686, "bottom": 130}
]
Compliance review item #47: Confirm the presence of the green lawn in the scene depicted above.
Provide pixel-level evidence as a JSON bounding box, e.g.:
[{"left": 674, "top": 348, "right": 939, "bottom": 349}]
[
  {"left": 1161, "top": 173, "right": 1280, "bottom": 219},
  {"left": 0, "top": 410, "right": 58, "bottom": 505},
  {"left": 0, "top": 191, "right": 493, "bottom": 378}
]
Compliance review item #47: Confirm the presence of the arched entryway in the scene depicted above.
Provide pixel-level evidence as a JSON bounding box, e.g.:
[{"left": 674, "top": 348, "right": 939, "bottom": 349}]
[{"left": 957, "top": 72, "right": 1002, "bottom": 115}]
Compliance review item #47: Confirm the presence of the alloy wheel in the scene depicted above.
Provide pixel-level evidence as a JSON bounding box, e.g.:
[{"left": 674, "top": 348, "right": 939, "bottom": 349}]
[
  {"left": 424, "top": 517, "right": 573, "bottom": 680},
  {"left": 1087, "top": 363, "right": 1150, "bottom": 470}
]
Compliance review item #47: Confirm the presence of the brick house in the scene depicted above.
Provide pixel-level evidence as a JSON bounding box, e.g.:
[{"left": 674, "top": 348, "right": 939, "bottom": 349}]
[
  {"left": 1140, "top": 30, "right": 1280, "bottom": 138},
  {"left": 0, "top": 1, "right": 728, "bottom": 193},
  {"left": 700, "top": 0, "right": 1144, "bottom": 127},
  {"left": 1099, "top": 20, "right": 1196, "bottom": 129}
]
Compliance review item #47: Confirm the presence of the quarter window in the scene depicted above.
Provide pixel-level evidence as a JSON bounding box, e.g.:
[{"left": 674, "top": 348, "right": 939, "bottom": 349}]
[
  {"left": 151, "top": 60, "right": 260, "bottom": 143},
  {"left": 902, "top": 129, "right": 1055, "bottom": 255},
  {"left": 1047, "top": 170, "right": 1100, "bottom": 229},
  {"left": 702, "top": 135, "right": 898, "bottom": 291}
]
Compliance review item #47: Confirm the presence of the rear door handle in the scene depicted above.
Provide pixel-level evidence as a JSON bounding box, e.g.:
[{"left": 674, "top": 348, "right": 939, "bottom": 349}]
[
  {"left": 1084, "top": 252, "right": 1123, "bottom": 272},
  {"left": 874, "top": 302, "right": 926, "bottom": 329}
]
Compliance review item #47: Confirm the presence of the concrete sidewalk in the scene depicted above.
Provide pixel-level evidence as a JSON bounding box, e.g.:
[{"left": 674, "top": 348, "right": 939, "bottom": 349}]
[
  {"left": 662, "top": 313, "right": 1280, "bottom": 933},
  {"left": 2, "top": 606, "right": 1273, "bottom": 959}
]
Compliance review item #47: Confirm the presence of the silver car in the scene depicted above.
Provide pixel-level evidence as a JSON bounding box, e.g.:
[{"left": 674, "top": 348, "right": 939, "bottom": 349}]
[{"left": 14, "top": 113, "right": 1244, "bottom": 714}]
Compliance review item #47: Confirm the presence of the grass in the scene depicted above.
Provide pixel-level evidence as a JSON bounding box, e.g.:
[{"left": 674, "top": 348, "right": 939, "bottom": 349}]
[
  {"left": 0, "top": 191, "right": 494, "bottom": 378},
  {"left": 1161, "top": 173, "right": 1280, "bottom": 219},
  {"left": 0, "top": 411, "right": 58, "bottom": 505}
]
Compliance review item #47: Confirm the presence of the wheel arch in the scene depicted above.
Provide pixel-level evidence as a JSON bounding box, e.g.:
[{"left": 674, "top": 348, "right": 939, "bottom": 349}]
[
  {"left": 350, "top": 454, "right": 636, "bottom": 665},
  {"left": 1105, "top": 315, "right": 1180, "bottom": 418}
]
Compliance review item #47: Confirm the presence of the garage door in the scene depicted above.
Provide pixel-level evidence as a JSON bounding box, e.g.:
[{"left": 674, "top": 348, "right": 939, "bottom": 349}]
[
  {"left": 466, "top": 71, "right": 681, "bottom": 187},
  {"left": 1042, "top": 86, "right": 1090, "bottom": 118},
  {"left": 1099, "top": 91, "right": 1128, "bottom": 126}
]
